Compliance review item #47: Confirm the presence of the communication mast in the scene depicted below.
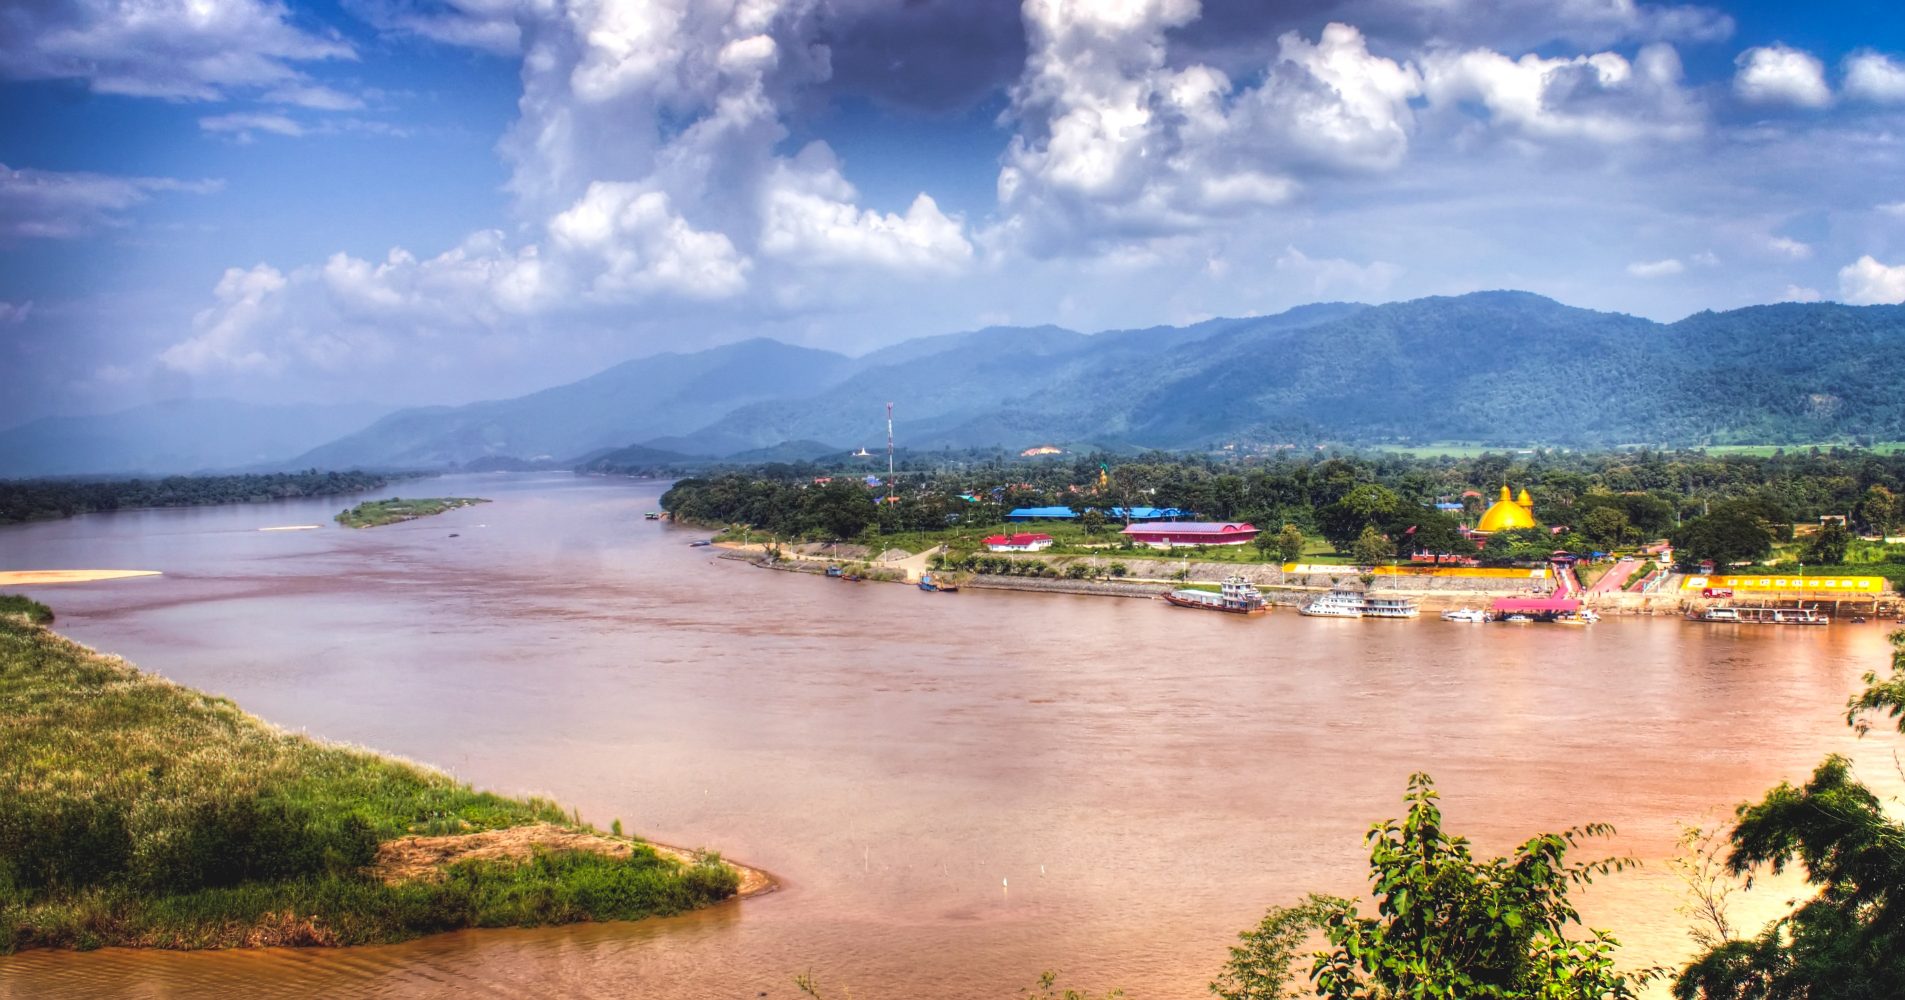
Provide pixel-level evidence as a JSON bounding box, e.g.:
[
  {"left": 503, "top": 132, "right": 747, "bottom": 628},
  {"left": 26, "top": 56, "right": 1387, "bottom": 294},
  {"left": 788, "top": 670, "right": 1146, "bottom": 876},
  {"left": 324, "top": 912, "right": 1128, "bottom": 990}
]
[{"left": 885, "top": 402, "right": 897, "bottom": 502}]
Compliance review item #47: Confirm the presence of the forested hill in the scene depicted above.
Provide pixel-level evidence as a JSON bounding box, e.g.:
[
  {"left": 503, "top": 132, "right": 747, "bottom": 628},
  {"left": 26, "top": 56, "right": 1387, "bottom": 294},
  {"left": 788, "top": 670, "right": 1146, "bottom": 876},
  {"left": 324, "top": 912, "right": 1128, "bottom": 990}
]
[
  {"left": 20, "top": 294, "right": 1905, "bottom": 477},
  {"left": 291, "top": 293, "right": 1905, "bottom": 468},
  {"left": 655, "top": 293, "right": 1905, "bottom": 456}
]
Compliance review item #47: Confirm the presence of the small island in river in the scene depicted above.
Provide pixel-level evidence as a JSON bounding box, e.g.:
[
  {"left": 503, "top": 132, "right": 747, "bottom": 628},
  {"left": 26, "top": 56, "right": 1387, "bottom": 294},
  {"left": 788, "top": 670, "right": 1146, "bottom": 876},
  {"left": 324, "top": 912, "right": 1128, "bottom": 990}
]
[
  {"left": 336, "top": 496, "right": 489, "bottom": 529},
  {"left": 0, "top": 595, "right": 762, "bottom": 953}
]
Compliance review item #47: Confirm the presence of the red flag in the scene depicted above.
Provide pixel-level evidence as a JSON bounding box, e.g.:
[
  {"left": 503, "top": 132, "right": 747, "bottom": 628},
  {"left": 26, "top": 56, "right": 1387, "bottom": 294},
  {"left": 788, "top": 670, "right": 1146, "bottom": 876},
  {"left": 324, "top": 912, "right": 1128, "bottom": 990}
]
[{"left": 1405, "top": 524, "right": 1418, "bottom": 535}]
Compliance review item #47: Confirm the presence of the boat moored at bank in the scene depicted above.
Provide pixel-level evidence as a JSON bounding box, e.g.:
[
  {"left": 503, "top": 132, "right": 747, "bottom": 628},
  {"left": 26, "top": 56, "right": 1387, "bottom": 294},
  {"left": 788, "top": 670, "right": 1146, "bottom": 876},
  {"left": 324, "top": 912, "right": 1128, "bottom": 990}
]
[
  {"left": 1161, "top": 575, "right": 1269, "bottom": 615},
  {"left": 1300, "top": 589, "right": 1418, "bottom": 619},
  {"left": 1689, "top": 605, "right": 1829, "bottom": 625}
]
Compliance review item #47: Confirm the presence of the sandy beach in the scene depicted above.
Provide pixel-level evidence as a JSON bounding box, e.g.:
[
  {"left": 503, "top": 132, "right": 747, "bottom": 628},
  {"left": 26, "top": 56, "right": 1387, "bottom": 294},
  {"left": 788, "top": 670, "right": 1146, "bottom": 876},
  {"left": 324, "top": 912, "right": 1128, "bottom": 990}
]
[{"left": 0, "top": 569, "right": 162, "bottom": 585}]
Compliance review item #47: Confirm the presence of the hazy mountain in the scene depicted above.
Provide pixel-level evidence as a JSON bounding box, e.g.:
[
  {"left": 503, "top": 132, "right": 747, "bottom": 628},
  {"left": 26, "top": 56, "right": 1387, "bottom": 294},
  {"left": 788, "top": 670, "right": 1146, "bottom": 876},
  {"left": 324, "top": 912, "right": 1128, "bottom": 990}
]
[
  {"left": 661, "top": 293, "right": 1905, "bottom": 452},
  {"left": 0, "top": 399, "right": 387, "bottom": 479},
  {"left": 277, "top": 293, "right": 1905, "bottom": 473},
  {"left": 292, "top": 339, "right": 853, "bottom": 470}
]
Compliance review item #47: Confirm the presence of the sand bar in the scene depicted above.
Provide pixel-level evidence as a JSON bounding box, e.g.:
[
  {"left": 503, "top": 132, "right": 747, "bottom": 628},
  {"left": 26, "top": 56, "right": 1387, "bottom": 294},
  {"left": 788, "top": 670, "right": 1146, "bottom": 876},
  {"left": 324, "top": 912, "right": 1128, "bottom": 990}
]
[{"left": 0, "top": 570, "right": 162, "bottom": 586}]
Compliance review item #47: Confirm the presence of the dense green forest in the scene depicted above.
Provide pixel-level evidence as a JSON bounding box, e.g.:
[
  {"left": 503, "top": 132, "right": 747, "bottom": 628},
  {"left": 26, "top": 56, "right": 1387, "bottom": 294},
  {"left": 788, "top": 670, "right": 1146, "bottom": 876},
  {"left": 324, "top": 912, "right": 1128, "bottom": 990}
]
[
  {"left": 661, "top": 447, "right": 1905, "bottom": 573},
  {"left": 0, "top": 471, "right": 402, "bottom": 525}
]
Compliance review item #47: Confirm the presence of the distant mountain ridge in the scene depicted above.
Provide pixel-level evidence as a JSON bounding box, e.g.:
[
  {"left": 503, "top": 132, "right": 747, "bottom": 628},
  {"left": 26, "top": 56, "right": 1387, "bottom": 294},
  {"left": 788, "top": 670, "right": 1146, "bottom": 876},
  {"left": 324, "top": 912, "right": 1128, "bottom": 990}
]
[
  {"left": 10, "top": 293, "right": 1905, "bottom": 478},
  {"left": 0, "top": 399, "right": 390, "bottom": 479},
  {"left": 291, "top": 338, "right": 854, "bottom": 470}
]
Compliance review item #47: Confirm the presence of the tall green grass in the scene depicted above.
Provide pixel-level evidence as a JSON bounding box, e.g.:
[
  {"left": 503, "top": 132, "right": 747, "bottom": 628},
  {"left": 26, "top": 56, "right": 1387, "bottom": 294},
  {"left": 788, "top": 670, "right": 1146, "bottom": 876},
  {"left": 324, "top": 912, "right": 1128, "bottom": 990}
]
[{"left": 0, "top": 605, "right": 738, "bottom": 952}]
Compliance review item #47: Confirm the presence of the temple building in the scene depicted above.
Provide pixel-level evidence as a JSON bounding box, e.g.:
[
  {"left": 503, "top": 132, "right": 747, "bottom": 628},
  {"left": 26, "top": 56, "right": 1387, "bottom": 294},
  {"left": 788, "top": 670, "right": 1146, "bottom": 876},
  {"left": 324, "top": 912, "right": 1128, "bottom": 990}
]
[{"left": 1474, "top": 485, "right": 1538, "bottom": 534}]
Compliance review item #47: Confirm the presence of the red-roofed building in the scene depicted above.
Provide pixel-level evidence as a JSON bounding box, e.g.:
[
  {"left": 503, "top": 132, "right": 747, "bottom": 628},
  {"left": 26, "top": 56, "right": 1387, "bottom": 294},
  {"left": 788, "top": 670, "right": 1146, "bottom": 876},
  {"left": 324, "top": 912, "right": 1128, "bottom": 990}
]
[
  {"left": 984, "top": 533, "right": 1054, "bottom": 552},
  {"left": 1121, "top": 522, "right": 1259, "bottom": 547}
]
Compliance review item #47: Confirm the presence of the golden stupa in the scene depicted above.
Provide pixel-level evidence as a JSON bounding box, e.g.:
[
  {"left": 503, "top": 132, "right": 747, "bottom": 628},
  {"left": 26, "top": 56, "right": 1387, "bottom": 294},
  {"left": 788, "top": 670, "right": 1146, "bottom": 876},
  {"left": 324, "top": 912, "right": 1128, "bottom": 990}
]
[{"left": 1476, "top": 485, "right": 1538, "bottom": 532}]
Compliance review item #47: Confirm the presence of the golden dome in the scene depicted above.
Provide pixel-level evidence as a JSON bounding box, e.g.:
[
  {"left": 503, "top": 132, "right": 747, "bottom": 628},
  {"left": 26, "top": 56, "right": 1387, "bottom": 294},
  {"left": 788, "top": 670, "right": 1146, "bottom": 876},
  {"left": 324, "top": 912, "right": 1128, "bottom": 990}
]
[{"left": 1477, "top": 485, "right": 1539, "bottom": 533}]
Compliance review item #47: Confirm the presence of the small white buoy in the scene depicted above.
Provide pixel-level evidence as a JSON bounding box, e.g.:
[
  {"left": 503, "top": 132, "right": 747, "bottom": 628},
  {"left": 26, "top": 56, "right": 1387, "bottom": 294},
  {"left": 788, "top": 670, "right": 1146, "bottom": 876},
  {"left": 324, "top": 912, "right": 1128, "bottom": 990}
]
[{"left": 1002, "top": 877, "right": 1008, "bottom": 888}]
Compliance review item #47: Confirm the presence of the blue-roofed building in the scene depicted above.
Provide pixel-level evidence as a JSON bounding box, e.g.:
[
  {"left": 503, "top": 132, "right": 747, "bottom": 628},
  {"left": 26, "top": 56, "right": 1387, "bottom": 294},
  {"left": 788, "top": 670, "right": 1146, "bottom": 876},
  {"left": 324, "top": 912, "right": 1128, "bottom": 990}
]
[
  {"left": 1434, "top": 502, "right": 1465, "bottom": 512},
  {"left": 1005, "top": 505, "right": 1194, "bottom": 522},
  {"left": 1005, "top": 506, "right": 1078, "bottom": 521}
]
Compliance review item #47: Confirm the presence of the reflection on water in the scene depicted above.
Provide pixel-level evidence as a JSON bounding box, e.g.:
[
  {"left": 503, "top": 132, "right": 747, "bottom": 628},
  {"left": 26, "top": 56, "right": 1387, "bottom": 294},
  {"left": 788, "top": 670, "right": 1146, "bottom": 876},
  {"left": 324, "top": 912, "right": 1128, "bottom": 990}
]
[{"left": 1, "top": 474, "right": 1898, "bottom": 999}]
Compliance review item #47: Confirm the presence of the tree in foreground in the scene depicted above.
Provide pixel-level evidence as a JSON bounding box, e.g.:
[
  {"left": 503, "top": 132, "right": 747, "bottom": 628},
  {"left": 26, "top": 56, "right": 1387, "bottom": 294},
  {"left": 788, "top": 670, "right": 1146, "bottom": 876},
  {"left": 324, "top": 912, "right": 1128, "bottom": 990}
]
[
  {"left": 1672, "top": 630, "right": 1905, "bottom": 999},
  {"left": 1214, "top": 774, "right": 1657, "bottom": 1000}
]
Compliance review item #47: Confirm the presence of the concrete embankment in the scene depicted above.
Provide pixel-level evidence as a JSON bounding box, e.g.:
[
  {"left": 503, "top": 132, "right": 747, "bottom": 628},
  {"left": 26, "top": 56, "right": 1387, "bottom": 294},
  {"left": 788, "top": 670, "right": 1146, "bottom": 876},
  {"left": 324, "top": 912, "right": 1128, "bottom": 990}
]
[
  {"left": 714, "top": 541, "right": 1736, "bottom": 613},
  {"left": 963, "top": 576, "right": 1162, "bottom": 599}
]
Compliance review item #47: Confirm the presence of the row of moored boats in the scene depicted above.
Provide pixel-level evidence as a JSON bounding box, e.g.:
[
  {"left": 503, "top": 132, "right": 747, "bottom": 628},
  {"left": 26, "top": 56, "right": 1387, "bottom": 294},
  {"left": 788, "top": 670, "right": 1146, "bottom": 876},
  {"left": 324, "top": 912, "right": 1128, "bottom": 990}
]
[{"left": 1161, "top": 575, "right": 1610, "bottom": 623}]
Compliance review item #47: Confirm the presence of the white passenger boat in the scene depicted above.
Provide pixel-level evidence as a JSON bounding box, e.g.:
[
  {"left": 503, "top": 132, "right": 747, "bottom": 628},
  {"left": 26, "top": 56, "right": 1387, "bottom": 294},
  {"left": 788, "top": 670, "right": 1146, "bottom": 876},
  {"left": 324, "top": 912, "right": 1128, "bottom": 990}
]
[
  {"left": 1301, "top": 590, "right": 1420, "bottom": 619},
  {"left": 1363, "top": 595, "right": 1420, "bottom": 619},
  {"left": 1300, "top": 589, "right": 1366, "bottom": 617},
  {"left": 1689, "top": 605, "right": 1828, "bottom": 626},
  {"left": 1441, "top": 608, "right": 1489, "bottom": 622}
]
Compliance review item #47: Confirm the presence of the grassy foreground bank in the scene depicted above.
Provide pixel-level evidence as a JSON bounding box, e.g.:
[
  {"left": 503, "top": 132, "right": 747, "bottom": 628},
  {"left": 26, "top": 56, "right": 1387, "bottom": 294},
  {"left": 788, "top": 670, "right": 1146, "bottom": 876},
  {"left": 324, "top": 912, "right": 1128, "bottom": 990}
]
[
  {"left": 0, "top": 599, "right": 739, "bottom": 952},
  {"left": 336, "top": 497, "right": 488, "bottom": 528}
]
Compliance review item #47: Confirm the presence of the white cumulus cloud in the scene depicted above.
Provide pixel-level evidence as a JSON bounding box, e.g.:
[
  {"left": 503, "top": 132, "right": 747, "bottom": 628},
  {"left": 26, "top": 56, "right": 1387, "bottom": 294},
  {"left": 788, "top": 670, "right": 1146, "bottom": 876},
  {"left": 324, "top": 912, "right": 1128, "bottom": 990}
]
[
  {"left": 1843, "top": 51, "right": 1905, "bottom": 104},
  {"left": 999, "top": 13, "right": 1421, "bottom": 255},
  {"left": 1733, "top": 45, "right": 1831, "bottom": 108},
  {"left": 1838, "top": 255, "right": 1905, "bottom": 305},
  {"left": 159, "top": 0, "right": 979, "bottom": 379},
  {"left": 1422, "top": 42, "right": 1700, "bottom": 142},
  {"left": 548, "top": 184, "right": 750, "bottom": 300},
  {"left": 759, "top": 144, "right": 972, "bottom": 273}
]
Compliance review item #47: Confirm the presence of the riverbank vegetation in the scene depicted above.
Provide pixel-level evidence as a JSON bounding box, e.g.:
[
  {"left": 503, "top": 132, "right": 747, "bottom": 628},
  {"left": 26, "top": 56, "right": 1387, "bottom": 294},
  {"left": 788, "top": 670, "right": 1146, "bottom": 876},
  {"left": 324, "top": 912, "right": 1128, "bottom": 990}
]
[
  {"left": 661, "top": 448, "right": 1905, "bottom": 577},
  {"left": 335, "top": 496, "right": 488, "bottom": 528},
  {"left": 0, "top": 470, "right": 406, "bottom": 525},
  {"left": 0, "top": 604, "right": 739, "bottom": 953}
]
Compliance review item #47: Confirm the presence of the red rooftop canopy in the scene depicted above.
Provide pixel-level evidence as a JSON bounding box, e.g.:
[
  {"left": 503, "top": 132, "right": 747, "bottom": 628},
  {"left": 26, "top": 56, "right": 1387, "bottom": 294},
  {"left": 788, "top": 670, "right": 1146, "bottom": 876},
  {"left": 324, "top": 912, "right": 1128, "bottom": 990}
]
[{"left": 1490, "top": 597, "right": 1581, "bottom": 613}]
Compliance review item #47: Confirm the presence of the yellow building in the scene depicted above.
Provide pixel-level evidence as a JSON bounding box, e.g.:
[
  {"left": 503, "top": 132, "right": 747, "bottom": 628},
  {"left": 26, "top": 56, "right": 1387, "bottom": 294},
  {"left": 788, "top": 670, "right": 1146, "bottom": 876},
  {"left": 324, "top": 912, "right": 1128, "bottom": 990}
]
[{"left": 1476, "top": 485, "right": 1538, "bottom": 533}]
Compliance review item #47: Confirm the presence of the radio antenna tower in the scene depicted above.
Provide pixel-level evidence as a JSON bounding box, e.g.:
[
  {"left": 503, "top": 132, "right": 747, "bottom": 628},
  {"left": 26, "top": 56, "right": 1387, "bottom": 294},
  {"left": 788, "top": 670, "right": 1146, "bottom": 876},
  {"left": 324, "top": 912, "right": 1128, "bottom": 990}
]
[{"left": 885, "top": 402, "right": 897, "bottom": 502}]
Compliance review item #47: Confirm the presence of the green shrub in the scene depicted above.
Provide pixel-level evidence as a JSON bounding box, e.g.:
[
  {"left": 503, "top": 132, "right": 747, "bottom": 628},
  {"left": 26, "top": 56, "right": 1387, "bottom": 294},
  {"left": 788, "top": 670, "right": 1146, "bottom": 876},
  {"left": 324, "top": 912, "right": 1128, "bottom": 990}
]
[{"left": 0, "top": 595, "right": 51, "bottom": 625}]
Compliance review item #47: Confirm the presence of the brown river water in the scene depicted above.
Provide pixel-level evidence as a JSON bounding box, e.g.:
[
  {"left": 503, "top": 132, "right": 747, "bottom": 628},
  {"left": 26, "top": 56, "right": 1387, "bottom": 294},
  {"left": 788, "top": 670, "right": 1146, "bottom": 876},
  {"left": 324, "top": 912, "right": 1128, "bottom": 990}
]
[{"left": 1, "top": 473, "right": 1900, "bottom": 999}]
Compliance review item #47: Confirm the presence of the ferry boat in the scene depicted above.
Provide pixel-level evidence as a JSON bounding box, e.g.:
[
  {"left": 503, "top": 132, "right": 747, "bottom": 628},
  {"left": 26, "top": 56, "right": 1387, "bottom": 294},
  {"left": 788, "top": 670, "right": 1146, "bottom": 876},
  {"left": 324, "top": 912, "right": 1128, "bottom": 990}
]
[
  {"left": 918, "top": 573, "right": 939, "bottom": 592},
  {"left": 1362, "top": 595, "right": 1420, "bottom": 619},
  {"left": 1162, "top": 575, "right": 1269, "bottom": 615},
  {"left": 1554, "top": 609, "right": 1601, "bottom": 625},
  {"left": 1301, "top": 590, "right": 1420, "bottom": 619},
  {"left": 644, "top": 511, "right": 662, "bottom": 520},
  {"left": 825, "top": 565, "right": 843, "bottom": 578},
  {"left": 1300, "top": 590, "right": 1368, "bottom": 618},
  {"left": 1690, "top": 605, "right": 1829, "bottom": 626},
  {"left": 1441, "top": 608, "right": 1489, "bottom": 623}
]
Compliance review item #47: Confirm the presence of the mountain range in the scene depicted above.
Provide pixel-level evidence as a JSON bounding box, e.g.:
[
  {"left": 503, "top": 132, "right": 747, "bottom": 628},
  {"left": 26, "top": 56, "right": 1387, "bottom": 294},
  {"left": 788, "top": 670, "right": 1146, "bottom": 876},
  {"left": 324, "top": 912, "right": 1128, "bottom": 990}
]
[
  {"left": 0, "top": 399, "right": 392, "bottom": 479},
  {"left": 7, "top": 291, "right": 1905, "bottom": 478}
]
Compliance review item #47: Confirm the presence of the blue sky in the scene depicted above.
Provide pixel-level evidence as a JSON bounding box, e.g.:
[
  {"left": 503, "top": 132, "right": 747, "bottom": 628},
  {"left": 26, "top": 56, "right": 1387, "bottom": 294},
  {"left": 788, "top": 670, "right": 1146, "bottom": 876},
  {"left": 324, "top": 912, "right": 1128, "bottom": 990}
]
[{"left": 3, "top": 0, "right": 1904, "bottom": 425}]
